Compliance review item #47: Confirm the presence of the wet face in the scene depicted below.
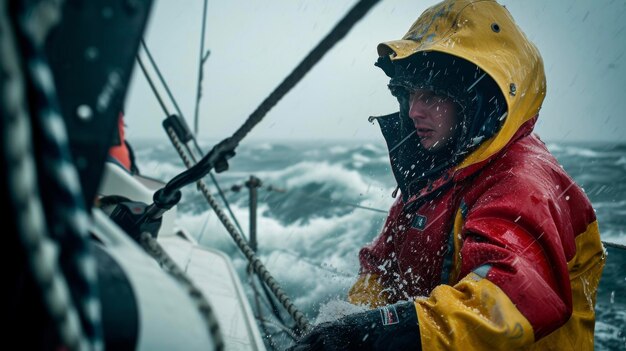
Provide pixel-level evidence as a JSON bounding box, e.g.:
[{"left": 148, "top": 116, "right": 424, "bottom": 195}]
[{"left": 408, "top": 89, "right": 459, "bottom": 151}]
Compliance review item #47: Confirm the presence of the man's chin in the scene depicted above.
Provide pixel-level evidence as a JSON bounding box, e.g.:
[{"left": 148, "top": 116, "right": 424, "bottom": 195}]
[
  {"left": 420, "top": 140, "right": 440, "bottom": 152},
  {"left": 420, "top": 136, "right": 454, "bottom": 153}
]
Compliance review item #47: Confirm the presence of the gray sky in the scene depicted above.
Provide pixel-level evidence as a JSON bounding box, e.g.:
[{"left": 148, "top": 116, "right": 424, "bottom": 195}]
[{"left": 125, "top": 0, "right": 626, "bottom": 143}]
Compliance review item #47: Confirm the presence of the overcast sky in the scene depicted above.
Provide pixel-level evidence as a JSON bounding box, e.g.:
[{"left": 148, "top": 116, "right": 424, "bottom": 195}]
[{"left": 124, "top": 0, "right": 626, "bottom": 143}]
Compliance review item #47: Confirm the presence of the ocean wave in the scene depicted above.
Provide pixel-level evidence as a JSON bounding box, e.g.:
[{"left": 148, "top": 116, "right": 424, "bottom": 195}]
[
  {"left": 595, "top": 320, "right": 626, "bottom": 350},
  {"left": 360, "top": 143, "right": 382, "bottom": 153},
  {"left": 545, "top": 143, "right": 563, "bottom": 152},
  {"left": 257, "top": 161, "right": 384, "bottom": 198},
  {"left": 351, "top": 145, "right": 384, "bottom": 157},
  {"left": 250, "top": 142, "right": 274, "bottom": 151},
  {"left": 563, "top": 146, "right": 602, "bottom": 158},
  {"left": 594, "top": 200, "right": 626, "bottom": 209},
  {"left": 350, "top": 153, "right": 371, "bottom": 168},
  {"left": 601, "top": 230, "right": 626, "bottom": 246},
  {"left": 181, "top": 200, "right": 388, "bottom": 266},
  {"left": 178, "top": 202, "right": 391, "bottom": 315},
  {"left": 572, "top": 170, "right": 624, "bottom": 184},
  {"left": 303, "top": 149, "right": 321, "bottom": 158},
  {"left": 232, "top": 253, "right": 355, "bottom": 316},
  {"left": 551, "top": 145, "right": 625, "bottom": 159}
]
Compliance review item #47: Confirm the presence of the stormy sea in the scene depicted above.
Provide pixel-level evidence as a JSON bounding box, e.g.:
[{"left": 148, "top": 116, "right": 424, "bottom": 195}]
[{"left": 133, "top": 139, "right": 625, "bottom": 350}]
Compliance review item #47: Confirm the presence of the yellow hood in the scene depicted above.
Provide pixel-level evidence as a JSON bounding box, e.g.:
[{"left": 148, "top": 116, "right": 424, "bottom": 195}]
[{"left": 378, "top": 0, "right": 546, "bottom": 170}]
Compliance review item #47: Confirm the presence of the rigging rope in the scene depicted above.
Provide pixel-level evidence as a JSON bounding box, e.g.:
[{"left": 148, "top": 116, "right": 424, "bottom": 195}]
[
  {"left": 136, "top": 54, "right": 170, "bottom": 116},
  {"left": 140, "top": 39, "right": 185, "bottom": 119},
  {"left": 193, "top": 0, "right": 210, "bottom": 136}
]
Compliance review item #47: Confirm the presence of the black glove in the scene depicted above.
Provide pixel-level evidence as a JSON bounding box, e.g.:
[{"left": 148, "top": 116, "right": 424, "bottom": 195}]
[{"left": 289, "top": 301, "right": 421, "bottom": 351}]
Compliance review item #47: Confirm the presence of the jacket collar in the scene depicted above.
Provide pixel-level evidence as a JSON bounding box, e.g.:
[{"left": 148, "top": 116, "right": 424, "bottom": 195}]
[{"left": 374, "top": 113, "right": 538, "bottom": 206}]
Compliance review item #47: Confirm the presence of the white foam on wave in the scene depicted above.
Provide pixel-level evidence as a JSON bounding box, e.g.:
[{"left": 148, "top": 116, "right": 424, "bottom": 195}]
[
  {"left": 303, "top": 149, "right": 321, "bottom": 158},
  {"left": 249, "top": 249, "right": 358, "bottom": 312},
  {"left": 594, "top": 200, "right": 626, "bottom": 209},
  {"left": 595, "top": 319, "right": 626, "bottom": 347},
  {"left": 255, "top": 161, "right": 391, "bottom": 200},
  {"left": 361, "top": 143, "right": 382, "bottom": 153},
  {"left": 251, "top": 143, "right": 273, "bottom": 151},
  {"left": 565, "top": 146, "right": 622, "bottom": 159},
  {"left": 546, "top": 143, "right": 563, "bottom": 152},
  {"left": 351, "top": 153, "right": 371, "bottom": 168},
  {"left": 328, "top": 146, "right": 349, "bottom": 154},
  {"left": 565, "top": 146, "right": 600, "bottom": 158}
]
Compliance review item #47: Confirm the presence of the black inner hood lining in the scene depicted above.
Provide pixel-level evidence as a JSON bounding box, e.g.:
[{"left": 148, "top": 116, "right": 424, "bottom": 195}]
[{"left": 372, "top": 52, "right": 507, "bottom": 200}]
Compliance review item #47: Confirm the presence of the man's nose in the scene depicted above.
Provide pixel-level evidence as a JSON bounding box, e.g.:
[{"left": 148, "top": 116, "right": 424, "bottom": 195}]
[{"left": 409, "top": 97, "right": 427, "bottom": 120}]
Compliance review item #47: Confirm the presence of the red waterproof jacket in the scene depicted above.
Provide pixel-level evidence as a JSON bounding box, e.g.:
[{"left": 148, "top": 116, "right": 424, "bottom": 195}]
[{"left": 348, "top": 1, "right": 606, "bottom": 350}]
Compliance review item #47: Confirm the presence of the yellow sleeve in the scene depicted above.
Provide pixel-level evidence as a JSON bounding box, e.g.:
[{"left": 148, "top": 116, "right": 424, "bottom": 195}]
[
  {"left": 414, "top": 273, "right": 535, "bottom": 350},
  {"left": 347, "top": 273, "right": 389, "bottom": 308}
]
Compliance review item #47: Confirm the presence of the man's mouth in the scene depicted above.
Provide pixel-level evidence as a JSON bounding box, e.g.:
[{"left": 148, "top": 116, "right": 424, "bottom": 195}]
[{"left": 416, "top": 127, "right": 434, "bottom": 137}]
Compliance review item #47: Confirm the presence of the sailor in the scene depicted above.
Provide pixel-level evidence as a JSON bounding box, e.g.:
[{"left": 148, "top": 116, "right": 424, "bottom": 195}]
[
  {"left": 108, "top": 111, "right": 140, "bottom": 175},
  {"left": 293, "top": 0, "right": 605, "bottom": 349}
]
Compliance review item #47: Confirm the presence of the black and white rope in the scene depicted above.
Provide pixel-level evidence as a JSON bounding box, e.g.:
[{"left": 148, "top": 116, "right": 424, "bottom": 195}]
[
  {"left": 8, "top": 1, "right": 102, "bottom": 350},
  {"left": 138, "top": 232, "right": 224, "bottom": 351}
]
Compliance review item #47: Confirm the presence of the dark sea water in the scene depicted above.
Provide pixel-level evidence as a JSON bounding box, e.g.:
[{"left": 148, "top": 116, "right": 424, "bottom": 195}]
[{"left": 134, "top": 139, "right": 625, "bottom": 350}]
